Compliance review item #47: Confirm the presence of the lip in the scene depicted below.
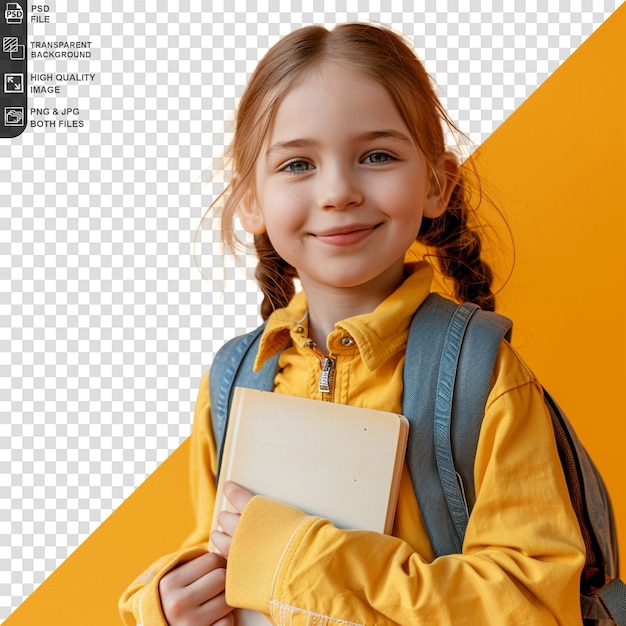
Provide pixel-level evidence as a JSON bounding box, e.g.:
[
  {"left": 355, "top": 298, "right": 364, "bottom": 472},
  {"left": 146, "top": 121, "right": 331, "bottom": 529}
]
[{"left": 314, "top": 224, "right": 380, "bottom": 247}]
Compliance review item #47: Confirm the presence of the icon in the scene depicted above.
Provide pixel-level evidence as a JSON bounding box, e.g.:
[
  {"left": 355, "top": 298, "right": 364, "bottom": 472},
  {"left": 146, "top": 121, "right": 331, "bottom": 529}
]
[
  {"left": 4, "top": 73, "right": 23, "bottom": 93},
  {"left": 4, "top": 106, "right": 24, "bottom": 126},
  {"left": 2, "top": 36, "right": 25, "bottom": 60},
  {"left": 4, "top": 3, "right": 23, "bottom": 24}
]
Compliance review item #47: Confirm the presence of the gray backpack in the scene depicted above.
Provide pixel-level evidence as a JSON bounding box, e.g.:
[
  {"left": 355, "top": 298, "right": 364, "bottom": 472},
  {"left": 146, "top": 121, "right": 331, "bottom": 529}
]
[{"left": 209, "top": 293, "right": 625, "bottom": 625}]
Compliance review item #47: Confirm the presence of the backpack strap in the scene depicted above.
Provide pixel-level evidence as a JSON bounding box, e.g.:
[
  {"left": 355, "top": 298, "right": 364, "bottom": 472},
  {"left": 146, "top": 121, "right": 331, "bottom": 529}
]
[
  {"left": 596, "top": 577, "right": 626, "bottom": 625},
  {"left": 209, "top": 322, "right": 282, "bottom": 474},
  {"left": 403, "top": 293, "right": 512, "bottom": 555}
]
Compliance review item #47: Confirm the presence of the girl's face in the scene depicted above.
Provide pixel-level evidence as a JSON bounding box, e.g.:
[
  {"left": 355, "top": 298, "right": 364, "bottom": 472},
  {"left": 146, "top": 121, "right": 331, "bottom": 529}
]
[{"left": 239, "top": 63, "right": 453, "bottom": 300}]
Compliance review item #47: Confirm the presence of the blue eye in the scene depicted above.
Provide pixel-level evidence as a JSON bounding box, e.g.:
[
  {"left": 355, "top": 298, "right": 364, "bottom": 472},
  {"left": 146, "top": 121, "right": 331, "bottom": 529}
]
[
  {"left": 281, "top": 159, "right": 313, "bottom": 174},
  {"left": 363, "top": 151, "right": 394, "bottom": 165}
]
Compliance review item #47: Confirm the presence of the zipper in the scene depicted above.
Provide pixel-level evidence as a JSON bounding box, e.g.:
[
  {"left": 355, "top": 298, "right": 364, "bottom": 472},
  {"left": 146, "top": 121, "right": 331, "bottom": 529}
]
[
  {"left": 308, "top": 342, "right": 336, "bottom": 400},
  {"left": 319, "top": 356, "right": 336, "bottom": 396}
]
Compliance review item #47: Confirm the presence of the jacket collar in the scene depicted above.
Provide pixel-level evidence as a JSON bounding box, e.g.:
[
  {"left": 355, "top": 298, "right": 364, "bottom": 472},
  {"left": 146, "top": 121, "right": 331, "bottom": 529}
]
[{"left": 254, "top": 262, "right": 434, "bottom": 372}]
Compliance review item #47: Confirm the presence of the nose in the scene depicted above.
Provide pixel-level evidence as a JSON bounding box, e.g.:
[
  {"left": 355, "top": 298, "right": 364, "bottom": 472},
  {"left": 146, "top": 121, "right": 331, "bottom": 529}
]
[{"left": 318, "top": 163, "right": 364, "bottom": 210}]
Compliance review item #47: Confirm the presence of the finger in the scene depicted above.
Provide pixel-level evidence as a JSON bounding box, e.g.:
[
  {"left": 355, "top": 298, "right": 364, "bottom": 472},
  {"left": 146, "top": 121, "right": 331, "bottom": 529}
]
[
  {"left": 213, "top": 611, "right": 235, "bottom": 626},
  {"left": 224, "top": 481, "right": 254, "bottom": 513},
  {"left": 217, "top": 510, "right": 240, "bottom": 536},
  {"left": 160, "top": 567, "right": 228, "bottom": 623},
  {"left": 160, "top": 551, "right": 226, "bottom": 592},
  {"left": 184, "top": 562, "right": 227, "bottom": 605},
  {"left": 202, "top": 597, "right": 234, "bottom": 626},
  {"left": 211, "top": 529, "right": 232, "bottom": 558},
  {"left": 169, "top": 589, "right": 233, "bottom": 626}
]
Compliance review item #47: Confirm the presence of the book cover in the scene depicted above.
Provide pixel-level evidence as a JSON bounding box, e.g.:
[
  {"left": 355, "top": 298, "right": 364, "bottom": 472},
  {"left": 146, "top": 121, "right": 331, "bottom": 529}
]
[{"left": 210, "top": 387, "right": 409, "bottom": 625}]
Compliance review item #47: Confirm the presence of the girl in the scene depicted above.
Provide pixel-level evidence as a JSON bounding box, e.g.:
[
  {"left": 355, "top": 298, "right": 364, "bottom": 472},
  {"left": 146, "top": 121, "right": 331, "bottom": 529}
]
[{"left": 120, "top": 24, "right": 585, "bottom": 625}]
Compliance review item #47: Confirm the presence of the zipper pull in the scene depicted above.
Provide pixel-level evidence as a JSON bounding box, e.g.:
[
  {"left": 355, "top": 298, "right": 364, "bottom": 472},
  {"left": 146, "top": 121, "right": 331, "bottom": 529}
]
[{"left": 318, "top": 356, "right": 336, "bottom": 394}]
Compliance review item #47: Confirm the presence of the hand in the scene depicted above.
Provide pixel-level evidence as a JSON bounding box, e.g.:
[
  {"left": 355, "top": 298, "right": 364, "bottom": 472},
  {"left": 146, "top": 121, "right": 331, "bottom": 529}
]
[
  {"left": 158, "top": 552, "right": 233, "bottom": 626},
  {"left": 211, "top": 482, "right": 255, "bottom": 558}
]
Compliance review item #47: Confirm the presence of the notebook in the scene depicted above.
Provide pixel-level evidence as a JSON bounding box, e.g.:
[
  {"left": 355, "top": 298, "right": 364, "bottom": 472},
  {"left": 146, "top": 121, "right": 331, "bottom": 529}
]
[{"left": 210, "top": 387, "right": 409, "bottom": 626}]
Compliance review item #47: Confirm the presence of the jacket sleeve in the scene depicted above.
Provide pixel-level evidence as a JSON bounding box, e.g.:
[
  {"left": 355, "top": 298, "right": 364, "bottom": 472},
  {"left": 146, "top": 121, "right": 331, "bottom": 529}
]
[
  {"left": 118, "top": 371, "right": 218, "bottom": 625},
  {"left": 225, "top": 343, "right": 586, "bottom": 626}
]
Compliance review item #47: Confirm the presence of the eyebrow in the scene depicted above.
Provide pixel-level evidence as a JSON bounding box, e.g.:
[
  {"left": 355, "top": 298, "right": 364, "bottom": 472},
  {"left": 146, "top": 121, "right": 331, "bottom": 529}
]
[
  {"left": 266, "top": 129, "right": 413, "bottom": 157},
  {"left": 359, "top": 130, "right": 413, "bottom": 144}
]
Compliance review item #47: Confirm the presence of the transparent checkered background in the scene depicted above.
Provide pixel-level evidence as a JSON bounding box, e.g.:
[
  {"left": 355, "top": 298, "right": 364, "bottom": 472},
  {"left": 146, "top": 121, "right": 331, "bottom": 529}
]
[{"left": 0, "top": 0, "right": 620, "bottom": 620}]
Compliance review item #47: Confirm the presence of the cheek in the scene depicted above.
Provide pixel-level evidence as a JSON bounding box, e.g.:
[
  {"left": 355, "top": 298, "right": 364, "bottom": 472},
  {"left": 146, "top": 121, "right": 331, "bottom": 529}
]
[
  {"left": 383, "top": 186, "right": 426, "bottom": 225},
  {"left": 376, "top": 169, "right": 427, "bottom": 207},
  {"left": 261, "top": 187, "right": 309, "bottom": 233}
]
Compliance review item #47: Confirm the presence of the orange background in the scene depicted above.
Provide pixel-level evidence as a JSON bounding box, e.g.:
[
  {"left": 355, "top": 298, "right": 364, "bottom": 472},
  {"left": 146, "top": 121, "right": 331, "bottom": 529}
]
[{"left": 5, "top": 6, "right": 625, "bottom": 624}]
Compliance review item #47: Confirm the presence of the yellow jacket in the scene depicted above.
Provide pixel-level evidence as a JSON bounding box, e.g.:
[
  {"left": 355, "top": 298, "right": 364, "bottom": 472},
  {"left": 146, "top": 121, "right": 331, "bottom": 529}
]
[{"left": 120, "top": 263, "right": 585, "bottom": 625}]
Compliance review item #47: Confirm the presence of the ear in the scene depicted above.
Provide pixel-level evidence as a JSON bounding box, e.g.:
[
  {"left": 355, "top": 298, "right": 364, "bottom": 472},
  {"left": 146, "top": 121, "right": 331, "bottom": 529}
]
[
  {"left": 423, "top": 152, "right": 460, "bottom": 218},
  {"left": 237, "top": 189, "right": 266, "bottom": 235}
]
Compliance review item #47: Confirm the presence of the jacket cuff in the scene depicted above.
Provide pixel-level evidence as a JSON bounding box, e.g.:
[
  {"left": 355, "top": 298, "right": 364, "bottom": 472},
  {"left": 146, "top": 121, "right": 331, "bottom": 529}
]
[{"left": 226, "top": 495, "right": 308, "bottom": 613}]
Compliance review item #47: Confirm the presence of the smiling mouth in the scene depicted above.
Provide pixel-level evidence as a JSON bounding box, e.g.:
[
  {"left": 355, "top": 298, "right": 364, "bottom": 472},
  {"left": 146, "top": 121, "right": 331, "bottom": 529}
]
[{"left": 314, "top": 224, "right": 380, "bottom": 247}]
